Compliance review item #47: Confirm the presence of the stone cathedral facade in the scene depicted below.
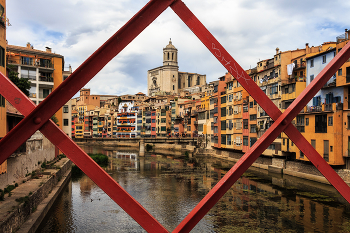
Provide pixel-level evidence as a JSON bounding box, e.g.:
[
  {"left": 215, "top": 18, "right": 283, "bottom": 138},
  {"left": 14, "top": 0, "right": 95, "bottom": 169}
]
[{"left": 147, "top": 40, "right": 206, "bottom": 96}]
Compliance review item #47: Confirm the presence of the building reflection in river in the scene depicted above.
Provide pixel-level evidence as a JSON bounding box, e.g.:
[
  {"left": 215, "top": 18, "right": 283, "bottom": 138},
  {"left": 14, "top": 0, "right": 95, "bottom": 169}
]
[{"left": 37, "top": 147, "right": 350, "bottom": 232}]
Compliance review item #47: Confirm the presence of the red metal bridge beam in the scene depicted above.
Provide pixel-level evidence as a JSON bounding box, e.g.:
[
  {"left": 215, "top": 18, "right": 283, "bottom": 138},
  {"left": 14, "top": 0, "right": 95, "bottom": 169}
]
[
  {"left": 0, "top": 0, "right": 177, "bottom": 232},
  {"left": 0, "top": 0, "right": 175, "bottom": 165},
  {"left": 0, "top": 73, "right": 168, "bottom": 232},
  {"left": 171, "top": 1, "right": 350, "bottom": 232}
]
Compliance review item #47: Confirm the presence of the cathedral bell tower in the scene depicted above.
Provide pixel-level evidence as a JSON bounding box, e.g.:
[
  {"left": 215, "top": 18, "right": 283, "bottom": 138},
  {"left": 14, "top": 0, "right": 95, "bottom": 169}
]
[{"left": 163, "top": 39, "right": 178, "bottom": 66}]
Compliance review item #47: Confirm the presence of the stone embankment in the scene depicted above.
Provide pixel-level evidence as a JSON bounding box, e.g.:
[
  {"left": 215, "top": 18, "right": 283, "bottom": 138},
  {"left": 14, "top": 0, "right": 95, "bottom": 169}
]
[
  {"left": 197, "top": 148, "right": 350, "bottom": 185},
  {"left": 0, "top": 157, "right": 72, "bottom": 233},
  {"left": 77, "top": 139, "right": 350, "bottom": 185}
]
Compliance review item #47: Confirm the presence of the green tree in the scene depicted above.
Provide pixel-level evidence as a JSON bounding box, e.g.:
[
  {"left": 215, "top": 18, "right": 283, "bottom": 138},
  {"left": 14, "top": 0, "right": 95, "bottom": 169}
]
[
  {"left": 51, "top": 114, "right": 60, "bottom": 126},
  {"left": 8, "top": 65, "right": 31, "bottom": 96}
]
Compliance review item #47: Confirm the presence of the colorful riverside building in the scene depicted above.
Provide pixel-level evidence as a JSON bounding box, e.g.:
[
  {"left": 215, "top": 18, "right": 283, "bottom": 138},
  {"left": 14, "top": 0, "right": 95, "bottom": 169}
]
[
  {"left": 156, "top": 105, "right": 171, "bottom": 137},
  {"left": 207, "top": 31, "right": 350, "bottom": 167},
  {"left": 6, "top": 43, "right": 67, "bottom": 129},
  {"left": 116, "top": 102, "right": 138, "bottom": 138},
  {"left": 292, "top": 38, "right": 350, "bottom": 166}
]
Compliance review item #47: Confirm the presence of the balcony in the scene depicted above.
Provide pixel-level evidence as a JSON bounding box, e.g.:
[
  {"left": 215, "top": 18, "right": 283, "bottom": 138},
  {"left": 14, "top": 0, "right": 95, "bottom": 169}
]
[
  {"left": 282, "top": 76, "right": 306, "bottom": 85},
  {"left": 306, "top": 105, "right": 322, "bottom": 113},
  {"left": 322, "top": 79, "right": 336, "bottom": 89},
  {"left": 39, "top": 76, "right": 54, "bottom": 82},
  {"left": 293, "top": 62, "right": 306, "bottom": 70}
]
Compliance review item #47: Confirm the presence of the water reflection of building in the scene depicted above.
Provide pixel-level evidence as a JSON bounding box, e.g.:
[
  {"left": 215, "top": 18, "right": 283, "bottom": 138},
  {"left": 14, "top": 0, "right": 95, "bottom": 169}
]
[
  {"left": 80, "top": 175, "right": 96, "bottom": 198},
  {"left": 221, "top": 172, "right": 346, "bottom": 232},
  {"left": 115, "top": 152, "right": 138, "bottom": 170}
]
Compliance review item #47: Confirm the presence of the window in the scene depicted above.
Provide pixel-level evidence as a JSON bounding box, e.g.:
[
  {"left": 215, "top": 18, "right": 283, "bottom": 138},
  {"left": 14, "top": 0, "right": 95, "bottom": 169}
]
[
  {"left": 198, "top": 124, "right": 203, "bottom": 131},
  {"left": 250, "top": 124, "right": 256, "bottom": 133},
  {"left": 221, "top": 135, "right": 226, "bottom": 145},
  {"left": 310, "top": 59, "right": 314, "bottom": 68},
  {"left": 306, "top": 118, "right": 309, "bottom": 126},
  {"left": 311, "top": 139, "right": 316, "bottom": 149},
  {"left": 221, "top": 96, "right": 226, "bottom": 104},
  {"left": 328, "top": 116, "right": 333, "bottom": 126},
  {"left": 152, "top": 127, "right": 156, "bottom": 131},
  {"left": 221, "top": 107, "right": 226, "bottom": 117},
  {"left": 315, "top": 114, "right": 327, "bottom": 133},
  {"left": 322, "top": 55, "right": 326, "bottom": 64},
  {"left": 310, "top": 74, "right": 314, "bottom": 82},
  {"left": 250, "top": 114, "right": 257, "bottom": 121},
  {"left": 300, "top": 150, "right": 304, "bottom": 159},
  {"left": 339, "top": 69, "right": 343, "bottom": 76},
  {"left": 270, "top": 83, "right": 278, "bottom": 95},
  {"left": 324, "top": 140, "right": 329, "bottom": 162},
  {"left": 250, "top": 137, "right": 257, "bottom": 147},
  {"left": 243, "top": 136, "right": 249, "bottom": 146},
  {"left": 64, "top": 119, "right": 69, "bottom": 126},
  {"left": 152, "top": 119, "right": 156, "bottom": 123},
  {"left": 0, "top": 46, "right": 4, "bottom": 67},
  {"left": 0, "top": 95, "right": 5, "bottom": 107},
  {"left": 221, "top": 120, "right": 226, "bottom": 130},
  {"left": 227, "top": 135, "right": 231, "bottom": 145},
  {"left": 161, "top": 126, "right": 166, "bottom": 131},
  {"left": 161, "top": 118, "right": 166, "bottom": 123},
  {"left": 243, "top": 119, "right": 248, "bottom": 129}
]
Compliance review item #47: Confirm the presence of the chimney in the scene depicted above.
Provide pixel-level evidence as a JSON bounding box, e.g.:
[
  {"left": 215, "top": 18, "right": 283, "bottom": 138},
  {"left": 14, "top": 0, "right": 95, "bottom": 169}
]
[
  {"left": 26, "top": 42, "right": 31, "bottom": 48},
  {"left": 305, "top": 43, "right": 310, "bottom": 54},
  {"left": 45, "top": 47, "right": 52, "bottom": 53},
  {"left": 276, "top": 47, "right": 279, "bottom": 54}
]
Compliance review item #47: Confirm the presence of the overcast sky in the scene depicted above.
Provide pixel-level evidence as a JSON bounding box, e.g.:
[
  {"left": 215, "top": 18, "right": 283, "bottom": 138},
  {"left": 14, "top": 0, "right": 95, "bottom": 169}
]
[{"left": 6, "top": 0, "right": 350, "bottom": 97}]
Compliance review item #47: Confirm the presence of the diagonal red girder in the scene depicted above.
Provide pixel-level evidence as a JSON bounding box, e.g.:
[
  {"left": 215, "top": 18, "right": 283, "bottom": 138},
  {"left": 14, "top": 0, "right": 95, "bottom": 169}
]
[
  {"left": 1, "top": 0, "right": 350, "bottom": 232},
  {"left": 0, "top": 72, "right": 168, "bottom": 232},
  {"left": 0, "top": 0, "right": 176, "bottom": 164},
  {"left": 171, "top": 1, "right": 350, "bottom": 232},
  {"left": 0, "top": 0, "right": 176, "bottom": 232}
]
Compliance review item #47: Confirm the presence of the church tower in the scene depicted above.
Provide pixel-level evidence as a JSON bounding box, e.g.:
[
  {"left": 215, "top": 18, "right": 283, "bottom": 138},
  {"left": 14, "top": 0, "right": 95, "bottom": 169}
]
[{"left": 163, "top": 39, "right": 178, "bottom": 66}]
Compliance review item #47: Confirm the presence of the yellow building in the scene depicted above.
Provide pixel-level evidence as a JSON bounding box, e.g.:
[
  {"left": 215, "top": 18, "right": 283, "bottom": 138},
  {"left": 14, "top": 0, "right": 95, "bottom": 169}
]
[
  {"left": 6, "top": 43, "right": 66, "bottom": 129},
  {"left": 75, "top": 122, "right": 84, "bottom": 139}
]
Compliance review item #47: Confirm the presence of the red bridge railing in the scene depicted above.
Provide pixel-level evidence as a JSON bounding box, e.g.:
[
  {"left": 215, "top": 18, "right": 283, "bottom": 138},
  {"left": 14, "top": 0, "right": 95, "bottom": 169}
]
[{"left": 1, "top": 0, "right": 350, "bottom": 232}]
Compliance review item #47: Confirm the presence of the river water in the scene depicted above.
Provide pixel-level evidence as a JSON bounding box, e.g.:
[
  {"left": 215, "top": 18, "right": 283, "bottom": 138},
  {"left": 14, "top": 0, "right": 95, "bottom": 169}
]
[{"left": 37, "top": 146, "right": 350, "bottom": 232}]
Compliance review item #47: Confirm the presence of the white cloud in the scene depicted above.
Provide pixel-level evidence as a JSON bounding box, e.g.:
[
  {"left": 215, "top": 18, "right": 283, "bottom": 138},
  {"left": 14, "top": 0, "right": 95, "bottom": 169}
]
[{"left": 6, "top": 0, "right": 350, "bottom": 96}]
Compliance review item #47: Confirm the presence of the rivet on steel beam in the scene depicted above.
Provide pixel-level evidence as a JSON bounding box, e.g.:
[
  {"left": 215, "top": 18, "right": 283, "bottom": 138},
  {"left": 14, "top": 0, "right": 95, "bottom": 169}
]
[{"left": 33, "top": 117, "right": 41, "bottom": 125}]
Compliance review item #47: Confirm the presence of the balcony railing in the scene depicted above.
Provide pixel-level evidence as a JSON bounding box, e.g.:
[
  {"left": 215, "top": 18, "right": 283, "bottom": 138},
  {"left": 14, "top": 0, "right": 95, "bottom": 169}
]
[
  {"left": 306, "top": 105, "right": 322, "bottom": 113},
  {"left": 39, "top": 76, "right": 54, "bottom": 82}
]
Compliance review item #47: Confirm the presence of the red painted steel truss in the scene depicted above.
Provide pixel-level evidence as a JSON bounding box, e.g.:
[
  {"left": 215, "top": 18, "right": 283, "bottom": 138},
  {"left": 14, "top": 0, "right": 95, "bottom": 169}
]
[{"left": 1, "top": 0, "right": 350, "bottom": 232}]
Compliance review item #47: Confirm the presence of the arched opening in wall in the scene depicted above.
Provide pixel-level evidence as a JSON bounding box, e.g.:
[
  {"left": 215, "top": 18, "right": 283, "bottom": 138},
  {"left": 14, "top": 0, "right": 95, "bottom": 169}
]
[
  {"left": 173, "top": 85, "right": 175, "bottom": 90},
  {"left": 188, "top": 75, "right": 191, "bottom": 87},
  {"left": 196, "top": 76, "right": 200, "bottom": 85},
  {"left": 172, "top": 53, "right": 174, "bottom": 60},
  {"left": 167, "top": 52, "right": 169, "bottom": 60}
]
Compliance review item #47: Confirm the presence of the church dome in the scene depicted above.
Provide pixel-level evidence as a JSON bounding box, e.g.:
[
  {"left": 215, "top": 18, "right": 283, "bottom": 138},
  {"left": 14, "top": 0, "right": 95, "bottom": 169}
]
[{"left": 165, "top": 40, "right": 176, "bottom": 49}]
